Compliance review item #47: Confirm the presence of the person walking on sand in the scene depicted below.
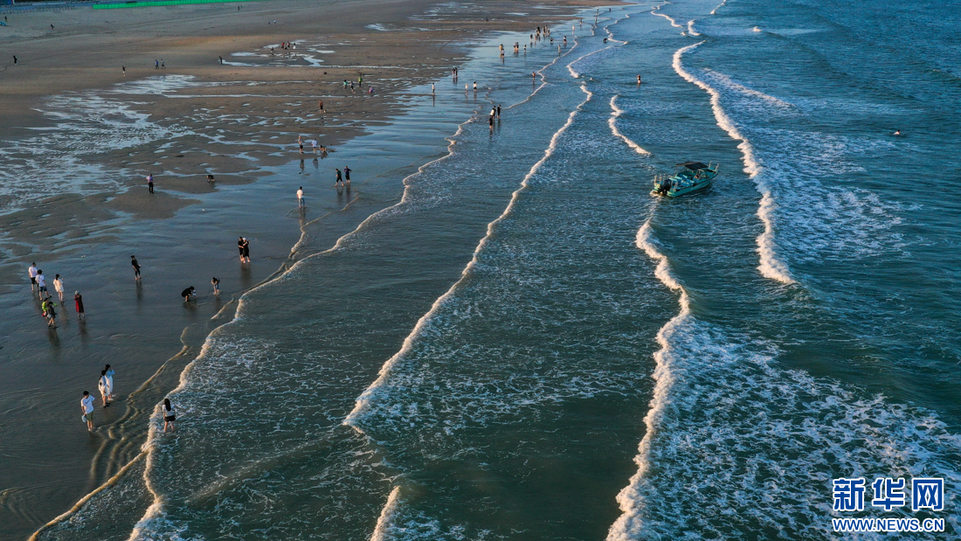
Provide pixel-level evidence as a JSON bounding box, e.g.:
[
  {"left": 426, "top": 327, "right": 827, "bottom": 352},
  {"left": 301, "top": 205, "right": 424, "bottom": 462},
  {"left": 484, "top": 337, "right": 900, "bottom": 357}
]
[
  {"left": 122, "top": 65, "right": 126, "bottom": 75},
  {"left": 53, "top": 273, "right": 65, "bottom": 303},
  {"left": 298, "top": 135, "right": 304, "bottom": 155},
  {"left": 146, "top": 173, "right": 154, "bottom": 193},
  {"left": 219, "top": 55, "right": 223, "bottom": 64},
  {"left": 28, "top": 262, "right": 38, "bottom": 292},
  {"left": 75, "top": 291, "right": 85, "bottom": 321},
  {"left": 160, "top": 59, "right": 165, "bottom": 69},
  {"left": 297, "top": 186, "right": 305, "bottom": 208},
  {"left": 318, "top": 99, "right": 324, "bottom": 113},
  {"left": 334, "top": 168, "right": 343, "bottom": 187},
  {"left": 211, "top": 277, "right": 220, "bottom": 295},
  {"left": 163, "top": 398, "right": 176, "bottom": 433},
  {"left": 42, "top": 296, "right": 57, "bottom": 328},
  {"left": 81, "top": 391, "right": 95, "bottom": 431},
  {"left": 36, "top": 270, "right": 47, "bottom": 299},
  {"left": 99, "top": 369, "right": 111, "bottom": 408},
  {"left": 343, "top": 166, "right": 351, "bottom": 187},
  {"left": 131, "top": 255, "right": 141, "bottom": 280},
  {"left": 104, "top": 365, "right": 115, "bottom": 401}
]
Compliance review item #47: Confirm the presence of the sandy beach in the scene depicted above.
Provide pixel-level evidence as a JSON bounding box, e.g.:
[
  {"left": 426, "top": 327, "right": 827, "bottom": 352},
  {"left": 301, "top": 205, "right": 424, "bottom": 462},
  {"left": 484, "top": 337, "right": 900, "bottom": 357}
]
[{"left": 0, "top": 0, "right": 606, "bottom": 538}]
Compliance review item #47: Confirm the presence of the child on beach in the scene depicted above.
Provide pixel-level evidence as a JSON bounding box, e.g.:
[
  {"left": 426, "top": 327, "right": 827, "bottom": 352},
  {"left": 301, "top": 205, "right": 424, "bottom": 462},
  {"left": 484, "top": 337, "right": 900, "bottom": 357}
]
[
  {"left": 36, "top": 270, "right": 47, "bottom": 299},
  {"left": 211, "top": 277, "right": 220, "bottom": 295},
  {"left": 42, "top": 297, "right": 57, "bottom": 328},
  {"left": 81, "top": 391, "right": 95, "bottom": 431},
  {"left": 297, "top": 187, "right": 305, "bottom": 207}
]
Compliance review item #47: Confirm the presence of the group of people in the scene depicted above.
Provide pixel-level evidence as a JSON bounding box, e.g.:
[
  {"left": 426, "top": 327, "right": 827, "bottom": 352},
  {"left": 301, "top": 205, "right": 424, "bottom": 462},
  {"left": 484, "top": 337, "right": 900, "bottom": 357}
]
[
  {"left": 29, "top": 262, "right": 84, "bottom": 328},
  {"left": 79, "top": 367, "right": 175, "bottom": 433}
]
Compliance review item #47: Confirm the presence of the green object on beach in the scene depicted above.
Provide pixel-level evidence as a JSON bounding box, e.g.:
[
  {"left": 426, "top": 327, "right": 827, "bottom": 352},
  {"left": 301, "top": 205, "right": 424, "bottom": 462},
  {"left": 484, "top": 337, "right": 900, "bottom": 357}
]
[{"left": 93, "top": 0, "right": 257, "bottom": 10}]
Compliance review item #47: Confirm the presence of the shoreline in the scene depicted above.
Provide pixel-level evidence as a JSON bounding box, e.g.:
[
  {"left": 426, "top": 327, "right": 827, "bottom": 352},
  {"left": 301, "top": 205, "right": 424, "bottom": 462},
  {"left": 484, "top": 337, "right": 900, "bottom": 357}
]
[{"left": 0, "top": 1, "right": 614, "bottom": 538}]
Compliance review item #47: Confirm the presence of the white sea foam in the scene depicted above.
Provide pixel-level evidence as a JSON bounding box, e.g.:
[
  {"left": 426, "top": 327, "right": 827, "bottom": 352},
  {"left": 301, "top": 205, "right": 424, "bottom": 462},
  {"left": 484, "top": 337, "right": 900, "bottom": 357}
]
[
  {"left": 607, "top": 219, "right": 691, "bottom": 540},
  {"left": 686, "top": 20, "right": 701, "bottom": 36},
  {"left": 671, "top": 41, "right": 794, "bottom": 284},
  {"left": 369, "top": 486, "right": 402, "bottom": 541},
  {"left": 651, "top": 4, "right": 682, "bottom": 30},
  {"left": 710, "top": 0, "right": 727, "bottom": 15},
  {"left": 608, "top": 322, "right": 961, "bottom": 540},
  {"left": 345, "top": 55, "right": 593, "bottom": 429},
  {"left": 608, "top": 96, "right": 651, "bottom": 156}
]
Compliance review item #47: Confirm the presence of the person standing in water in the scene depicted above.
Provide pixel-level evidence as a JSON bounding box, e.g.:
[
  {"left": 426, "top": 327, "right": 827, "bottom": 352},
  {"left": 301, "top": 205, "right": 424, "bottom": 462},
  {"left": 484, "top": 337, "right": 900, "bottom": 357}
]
[
  {"left": 104, "top": 364, "right": 115, "bottom": 402},
  {"left": 99, "top": 369, "right": 111, "bottom": 408},
  {"left": 343, "top": 166, "right": 351, "bottom": 187},
  {"left": 146, "top": 173, "right": 154, "bottom": 193},
  {"left": 81, "top": 391, "right": 95, "bottom": 431},
  {"left": 334, "top": 168, "right": 343, "bottom": 187},
  {"left": 36, "top": 270, "right": 47, "bottom": 299},
  {"left": 74, "top": 291, "right": 85, "bottom": 321},
  {"left": 53, "top": 274, "right": 65, "bottom": 303},
  {"left": 28, "top": 262, "right": 38, "bottom": 292},
  {"left": 297, "top": 186, "right": 305, "bottom": 207},
  {"left": 242, "top": 238, "right": 250, "bottom": 262},
  {"left": 238, "top": 237, "right": 246, "bottom": 262},
  {"left": 211, "top": 277, "right": 220, "bottom": 295},
  {"left": 163, "top": 398, "right": 176, "bottom": 433},
  {"left": 131, "top": 255, "right": 141, "bottom": 280}
]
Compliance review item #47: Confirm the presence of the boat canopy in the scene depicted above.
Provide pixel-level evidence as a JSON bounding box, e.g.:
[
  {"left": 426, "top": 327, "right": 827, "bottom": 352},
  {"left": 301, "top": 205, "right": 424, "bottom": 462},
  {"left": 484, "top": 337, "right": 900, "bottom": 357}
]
[{"left": 677, "top": 161, "right": 709, "bottom": 170}]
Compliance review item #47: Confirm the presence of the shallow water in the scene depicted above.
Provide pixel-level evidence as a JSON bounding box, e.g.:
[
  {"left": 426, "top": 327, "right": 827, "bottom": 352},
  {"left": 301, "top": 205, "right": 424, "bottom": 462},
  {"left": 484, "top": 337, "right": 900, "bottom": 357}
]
[{"left": 16, "top": 0, "right": 961, "bottom": 539}]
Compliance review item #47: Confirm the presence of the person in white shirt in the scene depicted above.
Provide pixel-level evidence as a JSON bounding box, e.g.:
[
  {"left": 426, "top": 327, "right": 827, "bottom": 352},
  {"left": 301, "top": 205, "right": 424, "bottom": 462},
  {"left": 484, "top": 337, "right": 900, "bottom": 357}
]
[
  {"left": 36, "top": 270, "right": 47, "bottom": 299},
  {"left": 104, "top": 365, "right": 115, "bottom": 401},
  {"left": 99, "top": 370, "right": 111, "bottom": 407},
  {"left": 53, "top": 274, "right": 65, "bottom": 303},
  {"left": 81, "top": 391, "right": 95, "bottom": 431},
  {"left": 297, "top": 187, "right": 305, "bottom": 208},
  {"left": 28, "top": 263, "right": 38, "bottom": 291}
]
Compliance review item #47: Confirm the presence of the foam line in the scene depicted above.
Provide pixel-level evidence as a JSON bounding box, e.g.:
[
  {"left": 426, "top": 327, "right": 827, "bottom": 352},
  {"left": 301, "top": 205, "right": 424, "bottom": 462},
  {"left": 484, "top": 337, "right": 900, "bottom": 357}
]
[
  {"left": 344, "top": 55, "right": 594, "bottom": 429},
  {"left": 687, "top": 20, "right": 701, "bottom": 36},
  {"left": 609, "top": 95, "right": 651, "bottom": 156},
  {"left": 710, "top": 0, "right": 727, "bottom": 15},
  {"left": 369, "top": 486, "right": 402, "bottom": 541},
  {"left": 607, "top": 219, "right": 691, "bottom": 540},
  {"left": 671, "top": 42, "right": 794, "bottom": 284},
  {"left": 652, "top": 3, "right": 682, "bottom": 29}
]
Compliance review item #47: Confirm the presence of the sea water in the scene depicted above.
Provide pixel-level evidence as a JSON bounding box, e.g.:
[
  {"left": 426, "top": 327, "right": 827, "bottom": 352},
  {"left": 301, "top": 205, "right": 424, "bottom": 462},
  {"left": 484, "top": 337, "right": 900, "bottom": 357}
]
[{"left": 37, "top": 0, "right": 961, "bottom": 539}]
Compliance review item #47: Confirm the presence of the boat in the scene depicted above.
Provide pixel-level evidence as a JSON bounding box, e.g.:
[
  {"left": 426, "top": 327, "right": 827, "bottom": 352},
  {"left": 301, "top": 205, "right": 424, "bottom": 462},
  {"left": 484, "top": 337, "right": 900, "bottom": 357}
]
[{"left": 651, "top": 162, "right": 719, "bottom": 197}]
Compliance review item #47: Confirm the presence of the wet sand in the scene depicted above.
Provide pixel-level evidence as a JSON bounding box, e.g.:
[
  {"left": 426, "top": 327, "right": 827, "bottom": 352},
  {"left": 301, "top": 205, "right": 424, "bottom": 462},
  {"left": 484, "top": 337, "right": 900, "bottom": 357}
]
[{"left": 0, "top": 0, "right": 610, "bottom": 539}]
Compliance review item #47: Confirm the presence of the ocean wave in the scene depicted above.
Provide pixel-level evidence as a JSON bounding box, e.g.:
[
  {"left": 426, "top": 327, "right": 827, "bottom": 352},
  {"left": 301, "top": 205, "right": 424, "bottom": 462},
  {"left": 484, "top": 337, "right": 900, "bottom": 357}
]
[{"left": 671, "top": 41, "right": 795, "bottom": 284}]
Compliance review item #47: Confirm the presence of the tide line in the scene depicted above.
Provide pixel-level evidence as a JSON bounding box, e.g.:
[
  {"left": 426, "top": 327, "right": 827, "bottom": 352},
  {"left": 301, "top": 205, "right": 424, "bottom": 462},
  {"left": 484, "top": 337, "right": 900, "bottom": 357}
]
[
  {"left": 609, "top": 95, "right": 651, "bottom": 156},
  {"left": 671, "top": 41, "right": 794, "bottom": 284},
  {"left": 607, "top": 218, "right": 691, "bottom": 540},
  {"left": 652, "top": 3, "right": 682, "bottom": 30},
  {"left": 344, "top": 53, "right": 595, "bottom": 430}
]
